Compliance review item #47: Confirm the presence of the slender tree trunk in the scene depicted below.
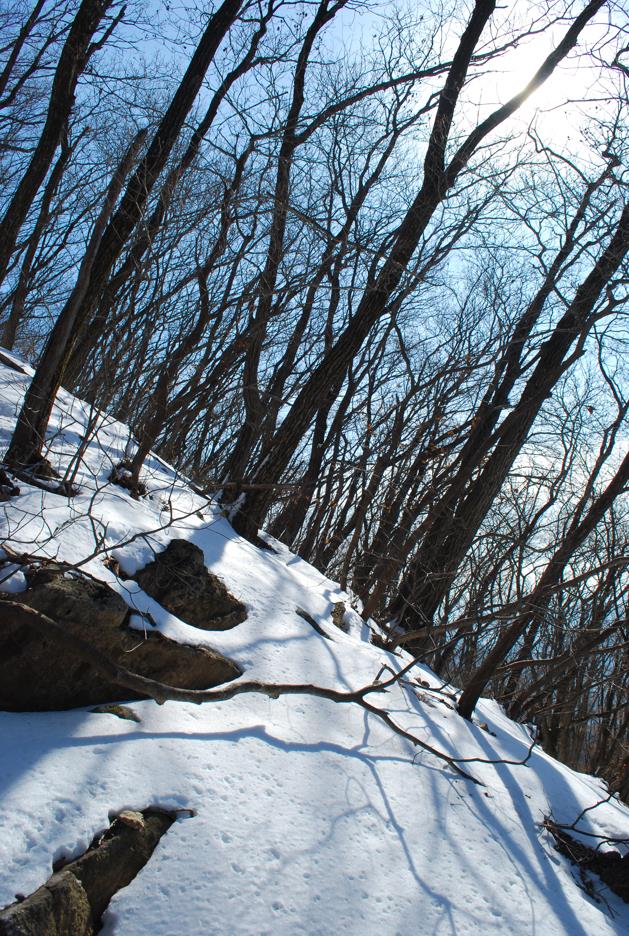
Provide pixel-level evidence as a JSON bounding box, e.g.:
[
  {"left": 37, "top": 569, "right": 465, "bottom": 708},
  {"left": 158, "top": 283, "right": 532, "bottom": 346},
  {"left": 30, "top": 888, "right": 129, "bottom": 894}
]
[
  {"left": 229, "top": 0, "right": 603, "bottom": 541},
  {"left": 389, "top": 200, "right": 629, "bottom": 633},
  {"left": 0, "top": 0, "right": 114, "bottom": 287},
  {"left": 1, "top": 127, "right": 74, "bottom": 349},
  {"left": 0, "top": 0, "right": 48, "bottom": 102},
  {"left": 64, "top": 1, "right": 275, "bottom": 381},
  {"left": 223, "top": 0, "right": 348, "bottom": 481},
  {"left": 457, "top": 447, "right": 629, "bottom": 719},
  {"left": 4, "top": 0, "right": 245, "bottom": 471}
]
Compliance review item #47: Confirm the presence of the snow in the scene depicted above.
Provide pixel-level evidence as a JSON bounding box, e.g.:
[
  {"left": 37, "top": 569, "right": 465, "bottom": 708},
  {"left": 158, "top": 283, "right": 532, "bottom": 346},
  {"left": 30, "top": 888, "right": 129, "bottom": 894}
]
[
  {"left": 0, "top": 561, "right": 26, "bottom": 592},
  {"left": 1, "top": 354, "right": 628, "bottom": 935}
]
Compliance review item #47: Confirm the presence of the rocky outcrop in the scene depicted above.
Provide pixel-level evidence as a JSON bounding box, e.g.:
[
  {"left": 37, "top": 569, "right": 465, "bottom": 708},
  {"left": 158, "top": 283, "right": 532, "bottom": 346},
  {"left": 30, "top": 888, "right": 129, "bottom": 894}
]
[
  {"left": 129, "top": 539, "right": 247, "bottom": 631},
  {"left": 0, "top": 564, "right": 242, "bottom": 711},
  {"left": 0, "top": 809, "right": 174, "bottom": 935},
  {"left": 0, "top": 869, "right": 92, "bottom": 936}
]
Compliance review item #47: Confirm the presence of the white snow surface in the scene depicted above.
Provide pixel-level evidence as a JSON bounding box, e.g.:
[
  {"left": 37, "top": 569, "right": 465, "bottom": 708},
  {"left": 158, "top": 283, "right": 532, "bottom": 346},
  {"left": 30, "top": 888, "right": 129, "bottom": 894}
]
[{"left": 1, "top": 352, "right": 628, "bottom": 935}]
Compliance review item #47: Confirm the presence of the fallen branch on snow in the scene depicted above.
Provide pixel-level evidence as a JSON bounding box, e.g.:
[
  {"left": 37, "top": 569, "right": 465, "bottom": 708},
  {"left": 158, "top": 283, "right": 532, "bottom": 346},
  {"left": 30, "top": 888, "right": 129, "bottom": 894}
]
[{"left": 1, "top": 599, "right": 482, "bottom": 784}]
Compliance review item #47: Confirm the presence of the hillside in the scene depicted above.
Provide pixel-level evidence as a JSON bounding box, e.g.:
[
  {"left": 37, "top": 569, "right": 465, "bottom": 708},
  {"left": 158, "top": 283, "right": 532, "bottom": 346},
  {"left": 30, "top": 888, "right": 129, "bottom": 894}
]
[{"left": 1, "top": 351, "right": 628, "bottom": 935}]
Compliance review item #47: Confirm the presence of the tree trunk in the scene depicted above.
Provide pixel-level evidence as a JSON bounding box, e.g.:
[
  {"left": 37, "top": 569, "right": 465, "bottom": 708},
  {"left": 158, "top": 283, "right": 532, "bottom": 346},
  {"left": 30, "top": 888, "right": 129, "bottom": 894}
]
[
  {"left": 390, "top": 200, "right": 629, "bottom": 634},
  {"left": 228, "top": 0, "right": 604, "bottom": 540},
  {"left": 457, "top": 447, "right": 629, "bottom": 719},
  {"left": 4, "top": 0, "right": 245, "bottom": 471},
  {"left": 0, "top": 0, "right": 113, "bottom": 287}
]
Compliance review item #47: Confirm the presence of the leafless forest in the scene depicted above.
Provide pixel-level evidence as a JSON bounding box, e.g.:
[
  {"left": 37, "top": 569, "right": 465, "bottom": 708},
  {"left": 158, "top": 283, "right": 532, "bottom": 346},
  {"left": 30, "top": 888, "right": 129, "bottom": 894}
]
[{"left": 0, "top": 0, "right": 628, "bottom": 795}]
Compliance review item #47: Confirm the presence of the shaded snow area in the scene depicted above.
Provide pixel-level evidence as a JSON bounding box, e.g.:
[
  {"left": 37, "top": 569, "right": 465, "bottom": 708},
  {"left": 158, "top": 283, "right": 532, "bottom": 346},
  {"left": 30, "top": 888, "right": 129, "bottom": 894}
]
[{"left": 1, "top": 352, "right": 628, "bottom": 936}]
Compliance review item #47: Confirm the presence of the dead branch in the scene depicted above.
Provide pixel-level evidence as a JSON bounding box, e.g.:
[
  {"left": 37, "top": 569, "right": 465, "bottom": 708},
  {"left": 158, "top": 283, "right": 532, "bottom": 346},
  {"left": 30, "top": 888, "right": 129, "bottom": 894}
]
[{"left": 0, "top": 598, "right": 481, "bottom": 784}]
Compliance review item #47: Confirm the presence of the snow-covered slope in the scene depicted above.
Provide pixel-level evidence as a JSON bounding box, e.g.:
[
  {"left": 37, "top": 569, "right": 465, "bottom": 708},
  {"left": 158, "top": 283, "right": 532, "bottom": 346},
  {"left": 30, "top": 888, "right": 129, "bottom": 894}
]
[{"left": 1, "top": 353, "right": 628, "bottom": 935}]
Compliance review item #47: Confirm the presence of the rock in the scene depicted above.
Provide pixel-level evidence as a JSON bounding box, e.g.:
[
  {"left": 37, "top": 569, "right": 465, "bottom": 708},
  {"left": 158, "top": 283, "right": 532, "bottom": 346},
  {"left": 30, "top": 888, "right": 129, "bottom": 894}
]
[
  {"left": 331, "top": 602, "right": 348, "bottom": 632},
  {"left": 476, "top": 722, "right": 496, "bottom": 736},
  {"left": 0, "top": 809, "right": 174, "bottom": 934},
  {"left": 116, "top": 810, "right": 145, "bottom": 831},
  {"left": 0, "top": 870, "right": 93, "bottom": 936},
  {"left": 64, "top": 809, "right": 174, "bottom": 921},
  {"left": 0, "top": 565, "right": 242, "bottom": 711},
  {"left": 130, "top": 539, "right": 247, "bottom": 631},
  {"left": 596, "top": 851, "right": 629, "bottom": 902},
  {"left": 23, "top": 565, "right": 129, "bottom": 630}
]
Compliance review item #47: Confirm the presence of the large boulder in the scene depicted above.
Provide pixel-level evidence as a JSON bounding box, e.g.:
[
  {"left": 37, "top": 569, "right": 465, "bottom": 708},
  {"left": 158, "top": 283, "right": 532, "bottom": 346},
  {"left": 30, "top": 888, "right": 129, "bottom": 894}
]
[
  {"left": 0, "top": 565, "right": 242, "bottom": 711},
  {"left": 129, "top": 539, "right": 247, "bottom": 631}
]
